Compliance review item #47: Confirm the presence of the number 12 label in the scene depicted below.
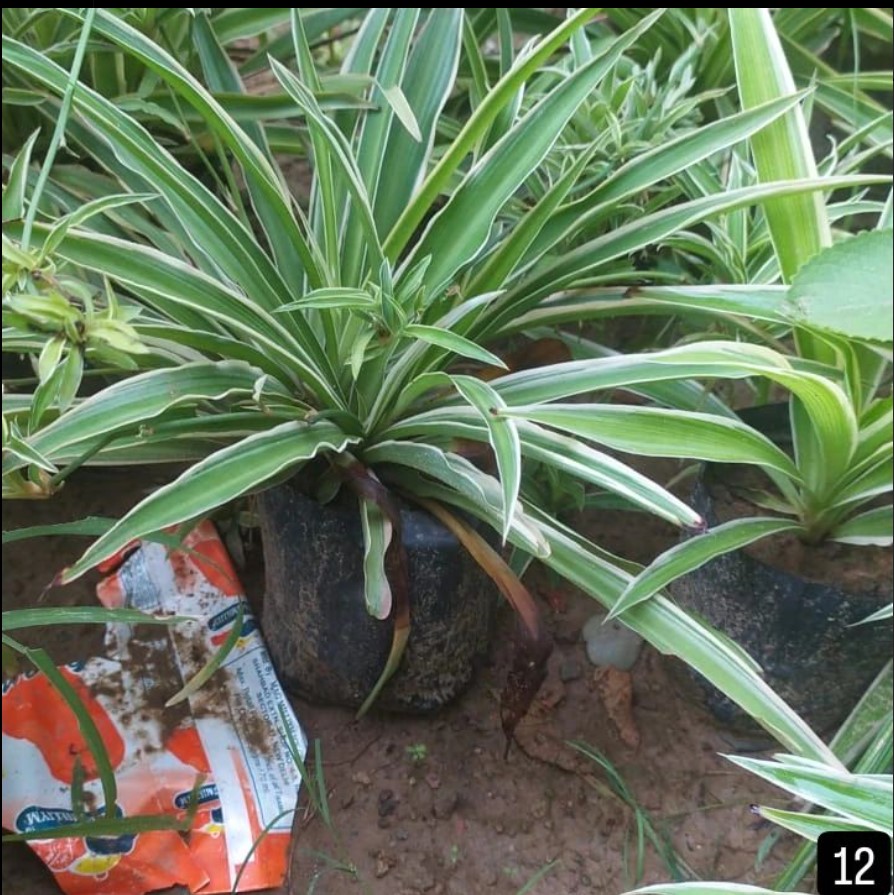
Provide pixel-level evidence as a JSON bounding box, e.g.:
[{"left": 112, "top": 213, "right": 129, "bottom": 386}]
[{"left": 817, "top": 831, "right": 892, "bottom": 895}]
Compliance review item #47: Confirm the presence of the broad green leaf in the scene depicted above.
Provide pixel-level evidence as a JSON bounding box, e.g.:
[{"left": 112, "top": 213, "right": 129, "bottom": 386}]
[
  {"left": 830, "top": 505, "right": 893, "bottom": 546},
  {"left": 452, "top": 376, "right": 520, "bottom": 543},
  {"left": 500, "top": 404, "right": 801, "bottom": 481},
  {"left": 785, "top": 230, "right": 894, "bottom": 343},
  {"left": 611, "top": 517, "right": 804, "bottom": 619},
  {"left": 360, "top": 499, "right": 393, "bottom": 619},
  {"left": 61, "top": 420, "right": 358, "bottom": 582},
  {"left": 402, "top": 325, "right": 505, "bottom": 368}
]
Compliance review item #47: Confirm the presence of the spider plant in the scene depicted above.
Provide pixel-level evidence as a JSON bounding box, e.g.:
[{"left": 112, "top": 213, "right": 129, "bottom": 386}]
[
  {"left": 1, "top": 7, "right": 875, "bottom": 758},
  {"left": 512, "top": 9, "right": 893, "bottom": 617}
]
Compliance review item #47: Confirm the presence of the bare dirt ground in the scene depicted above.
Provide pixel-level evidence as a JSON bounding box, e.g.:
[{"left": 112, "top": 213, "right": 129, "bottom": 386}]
[{"left": 3, "top": 469, "right": 802, "bottom": 895}]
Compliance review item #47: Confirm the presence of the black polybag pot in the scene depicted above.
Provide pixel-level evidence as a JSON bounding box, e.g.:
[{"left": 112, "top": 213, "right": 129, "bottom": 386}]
[
  {"left": 257, "top": 481, "right": 501, "bottom": 712},
  {"left": 669, "top": 467, "right": 893, "bottom": 733}
]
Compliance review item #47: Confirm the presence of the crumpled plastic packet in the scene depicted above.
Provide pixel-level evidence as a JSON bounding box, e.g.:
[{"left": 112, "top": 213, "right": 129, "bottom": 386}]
[{"left": 2, "top": 521, "right": 307, "bottom": 895}]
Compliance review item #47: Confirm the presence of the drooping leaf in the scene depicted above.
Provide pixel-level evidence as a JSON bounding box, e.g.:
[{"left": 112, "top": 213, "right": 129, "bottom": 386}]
[
  {"left": 417, "top": 497, "right": 551, "bottom": 754},
  {"left": 611, "top": 517, "right": 805, "bottom": 619}
]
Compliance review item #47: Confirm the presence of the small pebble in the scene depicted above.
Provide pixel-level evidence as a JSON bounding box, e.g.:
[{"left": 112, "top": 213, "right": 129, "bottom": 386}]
[{"left": 582, "top": 612, "right": 643, "bottom": 670}]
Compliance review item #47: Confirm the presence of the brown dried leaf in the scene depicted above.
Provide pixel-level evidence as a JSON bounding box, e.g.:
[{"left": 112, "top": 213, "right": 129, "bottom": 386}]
[{"left": 594, "top": 667, "right": 640, "bottom": 749}]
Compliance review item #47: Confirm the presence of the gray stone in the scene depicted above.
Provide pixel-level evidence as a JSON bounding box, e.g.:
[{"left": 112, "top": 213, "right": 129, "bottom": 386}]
[{"left": 582, "top": 613, "right": 643, "bottom": 671}]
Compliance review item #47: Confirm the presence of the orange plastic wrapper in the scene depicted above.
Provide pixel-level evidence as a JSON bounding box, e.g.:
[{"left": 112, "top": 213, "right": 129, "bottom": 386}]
[{"left": 2, "top": 521, "right": 307, "bottom": 895}]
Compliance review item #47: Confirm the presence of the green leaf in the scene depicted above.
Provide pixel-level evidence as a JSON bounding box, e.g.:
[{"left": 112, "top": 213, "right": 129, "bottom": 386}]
[
  {"left": 452, "top": 376, "right": 520, "bottom": 543},
  {"left": 165, "top": 602, "right": 242, "bottom": 706},
  {"left": 41, "top": 193, "right": 156, "bottom": 260},
  {"left": 410, "top": 9, "right": 665, "bottom": 294},
  {"left": 469, "top": 143, "right": 599, "bottom": 295},
  {"left": 276, "top": 287, "right": 377, "bottom": 312},
  {"left": 493, "top": 340, "right": 858, "bottom": 496},
  {"left": 60, "top": 420, "right": 358, "bottom": 582},
  {"left": 20, "top": 223, "right": 333, "bottom": 401},
  {"left": 2, "top": 517, "right": 116, "bottom": 544},
  {"left": 402, "top": 324, "right": 506, "bottom": 368},
  {"left": 373, "top": 8, "right": 462, "bottom": 235},
  {"left": 853, "top": 604, "right": 893, "bottom": 626},
  {"left": 23, "top": 646, "right": 117, "bottom": 817},
  {"left": 360, "top": 498, "right": 393, "bottom": 619},
  {"left": 516, "top": 421, "right": 704, "bottom": 529},
  {"left": 78, "top": 8, "right": 323, "bottom": 293},
  {"left": 829, "top": 505, "right": 893, "bottom": 546},
  {"left": 384, "top": 7, "right": 602, "bottom": 259},
  {"left": 483, "top": 175, "right": 888, "bottom": 338},
  {"left": 611, "top": 517, "right": 805, "bottom": 620},
  {"left": 785, "top": 230, "right": 894, "bottom": 343},
  {"left": 380, "top": 84, "right": 421, "bottom": 142},
  {"left": 270, "top": 56, "right": 385, "bottom": 278},
  {"left": 527, "top": 94, "right": 807, "bottom": 264},
  {"left": 500, "top": 404, "right": 802, "bottom": 481},
  {"left": 2, "top": 606, "right": 188, "bottom": 630},
  {"left": 756, "top": 805, "right": 872, "bottom": 840},
  {"left": 2, "top": 129, "right": 39, "bottom": 222},
  {"left": 37, "top": 335, "right": 65, "bottom": 384},
  {"left": 18, "top": 362, "right": 264, "bottom": 470},
  {"left": 729, "top": 8, "right": 830, "bottom": 282},
  {"left": 726, "top": 753, "right": 893, "bottom": 833}
]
